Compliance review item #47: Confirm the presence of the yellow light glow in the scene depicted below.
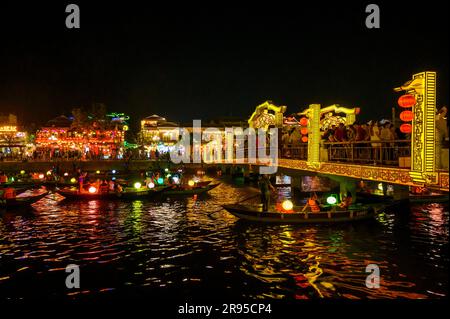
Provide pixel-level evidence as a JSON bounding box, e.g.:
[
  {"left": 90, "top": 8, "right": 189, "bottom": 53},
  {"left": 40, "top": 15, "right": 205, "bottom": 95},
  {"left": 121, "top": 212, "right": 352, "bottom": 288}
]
[
  {"left": 70, "top": 177, "right": 77, "bottom": 183},
  {"left": 96, "top": 170, "right": 100, "bottom": 174},
  {"left": 134, "top": 182, "right": 142, "bottom": 189},
  {"left": 282, "top": 200, "right": 294, "bottom": 211},
  {"left": 188, "top": 180, "right": 195, "bottom": 187},
  {"left": 46, "top": 170, "right": 52, "bottom": 175},
  {"left": 20, "top": 170, "right": 25, "bottom": 174},
  {"left": 39, "top": 174, "right": 45, "bottom": 179}
]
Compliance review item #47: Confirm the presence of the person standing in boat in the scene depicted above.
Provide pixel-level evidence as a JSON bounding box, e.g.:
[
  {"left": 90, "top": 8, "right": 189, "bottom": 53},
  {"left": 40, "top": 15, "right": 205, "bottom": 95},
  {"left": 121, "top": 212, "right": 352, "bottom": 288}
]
[{"left": 258, "top": 174, "right": 276, "bottom": 211}]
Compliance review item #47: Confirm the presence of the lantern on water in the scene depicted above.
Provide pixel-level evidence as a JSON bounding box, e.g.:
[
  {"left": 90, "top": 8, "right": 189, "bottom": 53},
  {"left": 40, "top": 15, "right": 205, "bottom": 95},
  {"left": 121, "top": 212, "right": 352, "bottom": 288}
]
[
  {"left": 188, "top": 180, "right": 195, "bottom": 187},
  {"left": 39, "top": 174, "right": 45, "bottom": 179},
  {"left": 399, "top": 110, "right": 414, "bottom": 122},
  {"left": 148, "top": 182, "right": 155, "bottom": 189},
  {"left": 134, "top": 182, "right": 142, "bottom": 189},
  {"left": 88, "top": 186, "right": 97, "bottom": 193},
  {"left": 301, "top": 136, "right": 308, "bottom": 143},
  {"left": 70, "top": 177, "right": 77, "bottom": 183},
  {"left": 299, "top": 117, "right": 308, "bottom": 126},
  {"left": 397, "top": 94, "right": 416, "bottom": 108},
  {"left": 400, "top": 123, "right": 412, "bottom": 134},
  {"left": 282, "top": 200, "right": 294, "bottom": 211},
  {"left": 300, "top": 128, "right": 308, "bottom": 135},
  {"left": 157, "top": 177, "right": 164, "bottom": 185}
]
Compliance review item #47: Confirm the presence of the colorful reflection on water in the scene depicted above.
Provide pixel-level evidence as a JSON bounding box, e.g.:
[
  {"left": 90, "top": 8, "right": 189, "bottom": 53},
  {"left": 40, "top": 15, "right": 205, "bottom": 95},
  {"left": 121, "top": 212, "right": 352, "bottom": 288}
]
[{"left": 0, "top": 179, "right": 448, "bottom": 300}]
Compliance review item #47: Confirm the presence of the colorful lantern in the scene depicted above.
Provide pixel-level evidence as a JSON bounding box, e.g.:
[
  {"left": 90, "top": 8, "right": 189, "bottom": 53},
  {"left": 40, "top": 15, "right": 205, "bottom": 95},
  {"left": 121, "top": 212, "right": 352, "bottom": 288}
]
[
  {"left": 399, "top": 110, "right": 414, "bottom": 122},
  {"left": 397, "top": 94, "right": 416, "bottom": 108},
  {"left": 300, "top": 128, "right": 308, "bottom": 135},
  {"left": 188, "top": 180, "right": 195, "bottom": 187},
  {"left": 148, "top": 182, "right": 155, "bottom": 189},
  {"left": 400, "top": 123, "right": 412, "bottom": 134},
  {"left": 299, "top": 117, "right": 308, "bottom": 126},
  {"left": 282, "top": 200, "right": 294, "bottom": 211},
  {"left": 326, "top": 195, "right": 338, "bottom": 205},
  {"left": 301, "top": 136, "right": 308, "bottom": 143},
  {"left": 88, "top": 186, "right": 97, "bottom": 193},
  {"left": 134, "top": 182, "right": 142, "bottom": 189}
]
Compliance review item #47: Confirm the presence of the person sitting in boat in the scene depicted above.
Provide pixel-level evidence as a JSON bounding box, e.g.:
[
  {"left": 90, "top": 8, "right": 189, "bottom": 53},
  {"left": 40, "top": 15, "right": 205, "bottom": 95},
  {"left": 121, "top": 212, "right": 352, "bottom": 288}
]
[
  {"left": 109, "top": 179, "right": 116, "bottom": 191},
  {"left": 258, "top": 174, "right": 276, "bottom": 211},
  {"left": 99, "top": 180, "right": 109, "bottom": 194},
  {"left": 307, "top": 192, "right": 321, "bottom": 213},
  {"left": 1, "top": 187, "right": 16, "bottom": 199},
  {"left": 339, "top": 191, "right": 353, "bottom": 209},
  {"left": 115, "top": 183, "right": 123, "bottom": 193},
  {"left": 0, "top": 172, "right": 8, "bottom": 184}
]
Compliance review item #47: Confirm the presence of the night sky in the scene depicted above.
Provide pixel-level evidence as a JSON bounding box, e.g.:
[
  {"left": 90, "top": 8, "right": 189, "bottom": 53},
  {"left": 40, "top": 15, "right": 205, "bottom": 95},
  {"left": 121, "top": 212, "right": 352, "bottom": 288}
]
[{"left": 0, "top": 1, "right": 448, "bottom": 130}]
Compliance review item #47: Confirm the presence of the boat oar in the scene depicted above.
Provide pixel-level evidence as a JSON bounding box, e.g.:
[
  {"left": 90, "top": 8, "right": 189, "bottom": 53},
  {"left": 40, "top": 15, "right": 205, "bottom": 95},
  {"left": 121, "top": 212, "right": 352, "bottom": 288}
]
[{"left": 207, "top": 193, "right": 260, "bottom": 218}]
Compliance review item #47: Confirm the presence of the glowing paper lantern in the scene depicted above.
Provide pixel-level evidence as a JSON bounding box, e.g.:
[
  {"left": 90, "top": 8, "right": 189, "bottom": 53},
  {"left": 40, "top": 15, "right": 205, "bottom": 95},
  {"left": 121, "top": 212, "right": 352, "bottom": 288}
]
[
  {"left": 400, "top": 123, "right": 412, "bottom": 134},
  {"left": 326, "top": 195, "right": 337, "bottom": 205},
  {"left": 282, "top": 200, "right": 294, "bottom": 211},
  {"left": 301, "top": 136, "right": 308, "bottom": 143},
  {"left": 164, "top": 168, "right": 169, "bottom": 172},
  {"left": 112, "top": 170, "right": 116, "bottom": 174},
  {"left": 299, "top": 117, "right": 308, "bottom": 126},
  {"left": 172, "top": 176, "right": 180, "bottom": 184},
  {"left": 20, "top": 170, "right": 25, "bottom": 175},
  {"left": 157, "top": 177, "right": 164, "bottom": 185},
  {"left": 148, "top": 182, "right": 155, "bottom": 189},
  {"left": 46, "top": 170, "right": 52, "bottom": 176},
  {"left": 399, "top": 110, "right": 414, "bottom": 122},
  {"left": 88, "top": 186, "right": 97, "bottom": 193},
  {"left": 70, "top": 178, "right": 77, "bottom": 183},
  {"left": 39, "top": 174, "right": 45, "bottom": 179},
  {"left": 96, "top": 170, "right": 100, "bottom": 174},
  {"left": 134, "top": 182, "right": 142, "bottom": 189},
  {"left": 64, "top": 172, "right": 69, "bottom": 176},
  {"left": 397, "top": 94, "right": 416, "bottom": 108},
  {"left": 300, "top": 128, "right": 308, "bottom": 135},
  {"left": 188, "top": 180, "right": 195, "bottom": 187}
]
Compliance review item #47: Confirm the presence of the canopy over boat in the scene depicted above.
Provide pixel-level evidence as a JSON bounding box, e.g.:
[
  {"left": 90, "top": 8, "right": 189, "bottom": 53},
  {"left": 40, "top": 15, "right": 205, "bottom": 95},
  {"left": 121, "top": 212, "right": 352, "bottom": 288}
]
[{"left": 163, "top": 182, "right": 220, "bottom": 195}]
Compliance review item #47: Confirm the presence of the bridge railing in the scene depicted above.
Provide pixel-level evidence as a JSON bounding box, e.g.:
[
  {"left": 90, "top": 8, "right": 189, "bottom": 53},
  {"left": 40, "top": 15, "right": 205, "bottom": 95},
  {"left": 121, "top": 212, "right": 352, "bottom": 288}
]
[{"left": 322, "top": 140, "right": 411, "bottom": 166}]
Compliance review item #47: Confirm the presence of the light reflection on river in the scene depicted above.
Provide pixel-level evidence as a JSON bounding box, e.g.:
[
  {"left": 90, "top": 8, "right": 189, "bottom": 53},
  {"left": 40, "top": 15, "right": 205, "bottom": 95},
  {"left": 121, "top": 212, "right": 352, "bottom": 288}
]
[{"left": 0, "top": 178, "right": 448, "bottom": 300}]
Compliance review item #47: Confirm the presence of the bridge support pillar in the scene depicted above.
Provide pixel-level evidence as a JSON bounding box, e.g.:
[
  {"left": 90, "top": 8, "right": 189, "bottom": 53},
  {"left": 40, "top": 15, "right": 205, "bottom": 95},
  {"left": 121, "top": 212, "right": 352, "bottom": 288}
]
[{"left": 393, "top": 185, "right": 410, "bottom": 201}]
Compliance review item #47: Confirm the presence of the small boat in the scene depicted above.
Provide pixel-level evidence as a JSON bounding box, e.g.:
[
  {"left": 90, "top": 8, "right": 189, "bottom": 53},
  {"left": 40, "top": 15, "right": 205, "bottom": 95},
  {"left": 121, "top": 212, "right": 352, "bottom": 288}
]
[
  {"left": 163, "top": 182, "right": 220, "bottom": 195},
  {"left": 409, "top": 192, "right": 449, "bottom": 203},
  {"left": 0, "top": 188, "right": 49, "bottom": 209},
  {"left": 222, "top": 204, "right": 381, "bottom": 224},
  {"left": 115, "top": 186, "right": 169, "bottom": 199},
  {"left": 57, "top": 185, "right": 169, "bottom": 200}
]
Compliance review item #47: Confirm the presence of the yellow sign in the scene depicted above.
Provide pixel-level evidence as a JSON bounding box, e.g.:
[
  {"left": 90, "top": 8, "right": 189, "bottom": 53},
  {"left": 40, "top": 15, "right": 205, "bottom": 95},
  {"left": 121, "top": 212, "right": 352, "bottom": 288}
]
[{"left": 0, "top": 126, "right": 17, "bottom": 132}]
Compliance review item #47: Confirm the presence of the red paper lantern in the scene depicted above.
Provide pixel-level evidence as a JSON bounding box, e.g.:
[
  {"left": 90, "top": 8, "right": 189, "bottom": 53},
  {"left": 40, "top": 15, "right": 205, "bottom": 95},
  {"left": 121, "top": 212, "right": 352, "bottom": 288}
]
[
  {"left": 300, "top": 128, "right": 308, "bottom": 135},
  {"left": 399, "top": 110, "right": 414, "bottom": 122},
  {"left": 398, "top": 94, "right": 416, "bottom": 108},
  {"left": 299, "top": 117, "right": 308, "bottom": 126},
  {"left": 400, "top": 123, "right": 412, "bottom": 134},
  {"left": 301, "top": 136, "right": 308, "bottom": 143}
]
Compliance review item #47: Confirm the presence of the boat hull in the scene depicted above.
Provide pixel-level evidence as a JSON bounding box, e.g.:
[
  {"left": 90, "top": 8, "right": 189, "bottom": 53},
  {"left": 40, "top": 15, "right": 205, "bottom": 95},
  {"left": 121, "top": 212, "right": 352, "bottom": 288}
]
[
  {"left": 0, "top": 190, "right": 49, "bottom": 209},
  {"left": 163, "top": 183, "right": 220, "bottom": 195},
  {"left": 223, "top": 204, "right": 379, "bottom": 224}
]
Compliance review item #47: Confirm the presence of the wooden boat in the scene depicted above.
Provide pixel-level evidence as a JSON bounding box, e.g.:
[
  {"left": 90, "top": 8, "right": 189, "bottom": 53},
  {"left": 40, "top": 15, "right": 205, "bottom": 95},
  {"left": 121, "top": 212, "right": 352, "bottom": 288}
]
[
  {"left": 409, "top": 192, "right": 449, "bottom": 203},
  {"left": 57, "top": 185, "right": 169, "bottom": 200},
  {"left": 222, "top": 203, "right": 381, "bottom": 224},
  {"left": 0, "top": 188, "right": 49, "bottom": 209},
  {"left": 163, "top": 182, "right": 220, "bottom": 195}
]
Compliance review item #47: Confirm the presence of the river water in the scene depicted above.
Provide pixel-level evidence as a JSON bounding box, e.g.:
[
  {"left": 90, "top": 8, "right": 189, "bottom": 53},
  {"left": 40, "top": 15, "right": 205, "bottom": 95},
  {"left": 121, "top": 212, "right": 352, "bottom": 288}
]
[{"left": 0, "top": 177, "right": 448, "bottom": 300}]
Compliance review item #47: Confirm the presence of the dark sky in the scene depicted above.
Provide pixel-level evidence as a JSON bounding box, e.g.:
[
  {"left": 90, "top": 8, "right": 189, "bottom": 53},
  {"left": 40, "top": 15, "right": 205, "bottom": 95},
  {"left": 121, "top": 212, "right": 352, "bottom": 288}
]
[{"left": 0, "top": 1, "right": 448, "bottom": 129}]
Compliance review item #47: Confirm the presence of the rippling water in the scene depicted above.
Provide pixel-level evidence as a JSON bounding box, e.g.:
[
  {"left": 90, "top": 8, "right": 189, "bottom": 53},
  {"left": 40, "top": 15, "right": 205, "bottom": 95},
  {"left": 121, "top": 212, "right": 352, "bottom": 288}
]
[{"left": 0, "top": 178, "right": 448, "bottom": 300}]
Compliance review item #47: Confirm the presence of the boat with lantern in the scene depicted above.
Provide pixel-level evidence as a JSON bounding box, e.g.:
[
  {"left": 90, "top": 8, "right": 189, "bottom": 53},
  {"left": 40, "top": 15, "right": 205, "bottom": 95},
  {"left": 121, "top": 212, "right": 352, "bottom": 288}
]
[
  {"left": 222, "top": 203, "right": 382, "bottom": 224},
  {"left": 162, "top": 182, "right": 220, "bottom": 195},
  {"left": 0, "top": 188, "right": 49, "bottom": 209}
]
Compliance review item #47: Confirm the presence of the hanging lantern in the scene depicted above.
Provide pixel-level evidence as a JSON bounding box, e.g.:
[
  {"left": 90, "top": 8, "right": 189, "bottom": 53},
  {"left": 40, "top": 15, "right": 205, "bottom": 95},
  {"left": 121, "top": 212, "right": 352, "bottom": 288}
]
[
  {"left": 301, "top": 136, "right": 308, "bottom": 143},
  {"left": 397, "top": 94, "right": 416, "bottom": 108},
  {"left": 300, "top": 128, "right": 308, "bottom": 135},
  {"left": 399, "top": 110, "right": 414, "bottom": 122},
  {"left": 299, "top": 117, "right": 308, "bottom": 126},
  {"left": 400, "top": 123, "right": 412, "bottom": 134}
]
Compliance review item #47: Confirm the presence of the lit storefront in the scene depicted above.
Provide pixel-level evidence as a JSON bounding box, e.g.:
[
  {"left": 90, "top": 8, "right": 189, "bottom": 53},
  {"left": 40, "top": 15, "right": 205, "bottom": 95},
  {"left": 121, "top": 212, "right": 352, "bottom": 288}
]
[{"left": 0, "top": 114, "right": 28, "bottom": 159}]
